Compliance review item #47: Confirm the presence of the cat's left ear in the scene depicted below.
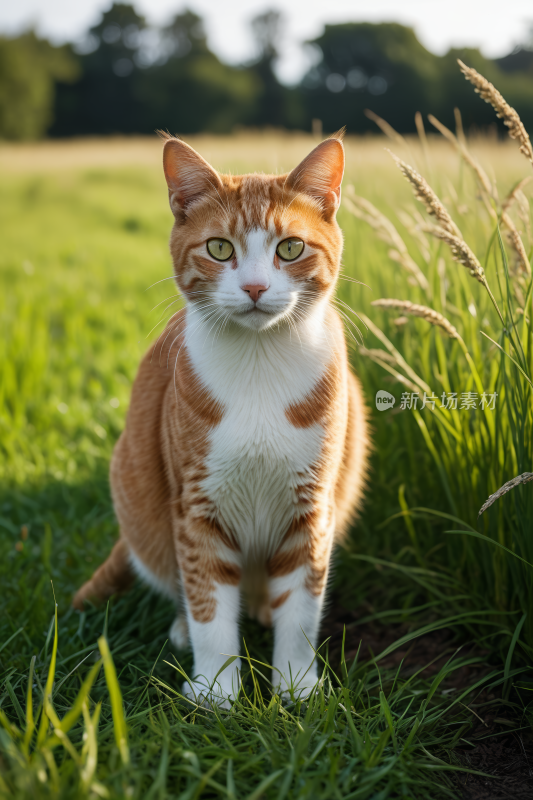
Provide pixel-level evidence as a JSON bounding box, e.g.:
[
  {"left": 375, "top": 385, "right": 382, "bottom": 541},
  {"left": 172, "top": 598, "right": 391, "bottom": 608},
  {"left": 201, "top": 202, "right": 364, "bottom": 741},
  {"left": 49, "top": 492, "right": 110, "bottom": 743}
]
[{"left": 287, "top": 134, "right": 345, "bottom": 217}]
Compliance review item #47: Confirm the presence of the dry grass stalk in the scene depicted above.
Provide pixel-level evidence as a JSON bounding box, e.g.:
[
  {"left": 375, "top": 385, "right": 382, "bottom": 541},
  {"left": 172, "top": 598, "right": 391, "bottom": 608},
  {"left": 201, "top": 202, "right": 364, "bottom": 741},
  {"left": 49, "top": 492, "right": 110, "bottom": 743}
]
[
  {"left": 515, "top": 190, "right": 532, "bottom": 241},
  {"left": 422, "top": 225, "right": 487, "bottom": 284},
  {"left": 414, "top": 111, "right": 428, "bottom": 152},
  {"left": 501, "top": 177, "right": 532, "bottom": 214},
  {"left": 344, "top": 190, "right": 430, "bottom": 291},
  {"left": 394, "top": 316, "right": 409, "bottom": 326},
  {"left": 411, "top": 207, "right": 432, "bottom": 232},
  {"left": 344, "top": 193, "right": 400, "bottom": 247},
  {"left": 397, "top": 210, "right": 431, "bottom": 263},
  {"left": 501, "top": 211, "right": 531, "bottom": 275},
  {"left": 388, "top": 151, "right": 461, "bottom": 237},
  {"left": 358, "top": 347, "right": 400, "bottom": 368},
  {"left": 415, "top": 111, "right": 432, "bottom": 178},
  {"left": 429, "top": 107, "right": 531, "bottom": 268},
  {"left": 458, "top": 60, "right": 533, "bottom": 168},
  {"left": 359, "top": 312, "right": 432, "bottom": 394},
  {"left": 437, "top": 257, "right": 447, "bottom": 309},
  {"left": 454, "top": 107, "right": 467, "bottom": 148},
  {"left": 427, "top": 113, "right": 496, "bottom": 207},
  {"left": 389, "top": 152, "right": 506, "bottom": 325},
  {"left": 414, "top": 111, "right": 426, "bottom": 141},
  {"left": 371, "top": 298, "right": 459, "bottom": 339},
  {"left": 478, "top": 472, "right": 533, "bottom": 517},
  {"left": 501, "top": 180, "right": 532, "bottom": 274},
  {"left": 358, "top": 348, "right": 421, "bottom": 394},
  {"left": 364, "top": 109, "right": 407, "bottom": 147}
]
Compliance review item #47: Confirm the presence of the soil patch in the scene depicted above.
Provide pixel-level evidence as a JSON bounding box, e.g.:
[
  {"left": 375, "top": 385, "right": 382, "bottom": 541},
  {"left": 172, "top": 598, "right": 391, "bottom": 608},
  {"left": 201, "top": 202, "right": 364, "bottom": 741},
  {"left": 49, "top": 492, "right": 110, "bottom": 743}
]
[
  {"left": 454, "top": 723, "right": 533, "bottom": 799},
  {"left": 322, "top": 603, "right": 533, "bottom": 800},
  {"left": 322, "top": 603, "right": 490, "bottom": 689}
]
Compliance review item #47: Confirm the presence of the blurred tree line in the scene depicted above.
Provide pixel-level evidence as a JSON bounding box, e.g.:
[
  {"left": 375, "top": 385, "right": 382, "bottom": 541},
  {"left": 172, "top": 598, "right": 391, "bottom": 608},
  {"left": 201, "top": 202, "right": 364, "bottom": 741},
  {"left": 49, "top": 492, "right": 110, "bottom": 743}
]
[{"left": 1, "top": 3, "right": 533, "bottom": 140}]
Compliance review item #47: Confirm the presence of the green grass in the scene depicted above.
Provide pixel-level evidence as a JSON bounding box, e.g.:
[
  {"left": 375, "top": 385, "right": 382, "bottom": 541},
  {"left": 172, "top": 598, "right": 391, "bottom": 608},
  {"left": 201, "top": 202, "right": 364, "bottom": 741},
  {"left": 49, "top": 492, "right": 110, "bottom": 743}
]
[{"left": 0, "top": 126, "right": 532, "bottom": 798}]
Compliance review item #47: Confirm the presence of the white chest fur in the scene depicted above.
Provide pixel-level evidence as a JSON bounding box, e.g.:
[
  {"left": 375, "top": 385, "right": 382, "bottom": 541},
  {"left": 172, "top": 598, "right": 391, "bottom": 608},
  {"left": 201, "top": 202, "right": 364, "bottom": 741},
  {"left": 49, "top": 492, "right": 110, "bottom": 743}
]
[{"left": 184, "top": 307, "right": 333, "bottom": 559}]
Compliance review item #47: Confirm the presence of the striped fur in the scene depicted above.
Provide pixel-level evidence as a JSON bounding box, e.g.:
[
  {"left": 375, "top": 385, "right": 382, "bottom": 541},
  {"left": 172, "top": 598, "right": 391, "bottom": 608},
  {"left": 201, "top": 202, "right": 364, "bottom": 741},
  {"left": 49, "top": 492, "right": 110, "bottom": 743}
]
[{"left": 73, "top": 135, "right": 370, "bottom": 705}]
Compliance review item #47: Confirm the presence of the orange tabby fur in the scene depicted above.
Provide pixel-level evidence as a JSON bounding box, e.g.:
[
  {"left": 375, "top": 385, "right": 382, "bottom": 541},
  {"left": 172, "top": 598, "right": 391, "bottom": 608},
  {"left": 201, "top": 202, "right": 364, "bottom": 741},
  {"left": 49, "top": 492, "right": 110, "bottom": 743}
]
[{"left": 74, "top": 134, "right": 369, "bottom": 703}]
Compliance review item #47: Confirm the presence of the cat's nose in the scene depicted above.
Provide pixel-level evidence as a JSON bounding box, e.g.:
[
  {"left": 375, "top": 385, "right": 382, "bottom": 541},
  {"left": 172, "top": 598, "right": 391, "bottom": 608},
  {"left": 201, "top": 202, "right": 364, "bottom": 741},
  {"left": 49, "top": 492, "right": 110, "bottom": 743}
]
[{"left": 241, "top": 284, "right": 268, "bottom": 303}]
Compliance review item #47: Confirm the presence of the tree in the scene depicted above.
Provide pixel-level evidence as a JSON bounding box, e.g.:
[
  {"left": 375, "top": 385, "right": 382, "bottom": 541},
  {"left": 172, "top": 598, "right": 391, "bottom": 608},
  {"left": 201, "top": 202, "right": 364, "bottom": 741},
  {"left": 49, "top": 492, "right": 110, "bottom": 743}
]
[
  {"left": 0, "top": 33, "right": 78, "bottom": 140},
  {"left": 299, "top": 22, "right": 533, "bottom": 136},
  {"left": 437, "top": 47, "right": 533, "bottom": 135},
  {"left": 300, "top": 23, "right": 440, "bottom": 134},
  {"left": 52, "top": 4, "right": 260, "bottom": 136},
  {"left": 137, "top": 9, "right": 259, "bottom": 135},
  {"left": 247, "top": 10, "right": 303, "bottom": 128},
  {"left": 51, "top": 3, "right": 148, "bottom": 136},
  {"left": 160, "top": 9, "right": 209, "bottom": 60},
  {"left": 496, "top": 25, "right": 533, "bottom": 76},
  {"left": 6, "top": 12, "right": 533, "bottom": 140}
]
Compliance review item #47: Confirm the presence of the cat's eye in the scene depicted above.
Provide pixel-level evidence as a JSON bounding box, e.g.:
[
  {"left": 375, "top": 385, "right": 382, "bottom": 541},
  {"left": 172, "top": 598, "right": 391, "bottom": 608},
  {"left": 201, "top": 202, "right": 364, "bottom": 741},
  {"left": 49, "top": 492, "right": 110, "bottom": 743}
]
[
  {"left": 276, "top": 238, "right": 304, "bottom": 261},
  {"left": 207, "top": 238, "right": 234, "bottom": 261}
]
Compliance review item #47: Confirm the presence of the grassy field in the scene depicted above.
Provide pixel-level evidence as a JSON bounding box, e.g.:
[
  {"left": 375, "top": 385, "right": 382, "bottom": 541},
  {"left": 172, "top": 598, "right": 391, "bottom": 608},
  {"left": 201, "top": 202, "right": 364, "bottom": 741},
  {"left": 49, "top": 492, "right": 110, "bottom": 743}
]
[{"left": 0, "top": 120, "right": 532, "bottom": 799}]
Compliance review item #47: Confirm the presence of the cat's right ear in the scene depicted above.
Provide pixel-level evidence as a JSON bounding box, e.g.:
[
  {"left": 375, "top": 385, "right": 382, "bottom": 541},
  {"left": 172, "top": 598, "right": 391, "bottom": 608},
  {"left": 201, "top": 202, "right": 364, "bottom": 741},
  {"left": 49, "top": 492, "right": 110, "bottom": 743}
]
[{"left": 162, "top": 136, "right": 223, "bottom": 217}]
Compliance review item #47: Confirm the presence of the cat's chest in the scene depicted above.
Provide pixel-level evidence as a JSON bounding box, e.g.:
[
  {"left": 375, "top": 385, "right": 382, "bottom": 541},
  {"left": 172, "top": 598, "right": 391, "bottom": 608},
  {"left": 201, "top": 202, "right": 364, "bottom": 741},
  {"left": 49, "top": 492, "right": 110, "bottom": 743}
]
[
  {"left": 207, "top": 374, "right": 323, "bottom": 479},
  {"left": 185, "top": 326, "right": 330, "bottom": 551}
]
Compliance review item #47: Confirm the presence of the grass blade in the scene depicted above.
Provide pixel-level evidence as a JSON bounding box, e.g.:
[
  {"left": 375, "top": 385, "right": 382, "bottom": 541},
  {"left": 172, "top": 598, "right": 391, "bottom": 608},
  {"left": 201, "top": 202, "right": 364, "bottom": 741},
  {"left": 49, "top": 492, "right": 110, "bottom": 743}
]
[
  {"left": 504, "top": 613, "right": 527, "bottom": 697},
  {"left": 445, "top": 530, "right": 533, "bottom": 569},
  {"left": 98, "top": 636, "right": 130, "bottom": 765}
]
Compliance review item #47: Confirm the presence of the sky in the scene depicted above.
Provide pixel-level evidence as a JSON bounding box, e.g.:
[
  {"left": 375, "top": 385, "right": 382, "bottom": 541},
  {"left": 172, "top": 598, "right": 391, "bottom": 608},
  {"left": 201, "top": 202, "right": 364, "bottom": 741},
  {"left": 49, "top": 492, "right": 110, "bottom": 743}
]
[{"left": 1, "top": 0, "right": 532, "bottom": 84}]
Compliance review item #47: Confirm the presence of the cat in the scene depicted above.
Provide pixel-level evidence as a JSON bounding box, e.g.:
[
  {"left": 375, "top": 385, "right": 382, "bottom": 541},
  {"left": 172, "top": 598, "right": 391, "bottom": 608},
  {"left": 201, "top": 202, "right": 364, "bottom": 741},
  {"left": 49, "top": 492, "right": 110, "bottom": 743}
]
[{"left": 73, "top": 132, "right": 369, "bottom": 705}]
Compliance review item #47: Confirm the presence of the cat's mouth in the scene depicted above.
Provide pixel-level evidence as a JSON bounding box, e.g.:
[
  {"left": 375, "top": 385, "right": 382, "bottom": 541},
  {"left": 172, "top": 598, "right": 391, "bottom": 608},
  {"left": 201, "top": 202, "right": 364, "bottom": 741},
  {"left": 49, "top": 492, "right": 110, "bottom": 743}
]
[
  {"left": 243, "top": 306, "right": 268, "bottom": 315},
  {"left": 231, "top": 292, "right": 302, "bottom": 330},
  {"left": 233, "top": 300, "right": 276, "bottom": 318},
  {"left": 209, "top": 294, "right": 298, "bottom": 332},
  {"left": 231, "top": 304, "right": 283, "bottom": 331}
]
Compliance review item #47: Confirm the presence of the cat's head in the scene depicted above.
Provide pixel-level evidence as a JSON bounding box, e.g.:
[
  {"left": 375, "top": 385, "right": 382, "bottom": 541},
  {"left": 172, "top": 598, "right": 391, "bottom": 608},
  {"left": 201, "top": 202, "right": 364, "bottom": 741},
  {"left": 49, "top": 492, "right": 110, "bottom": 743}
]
[{"left": 162, "top": 134, "right": 344, "bottom": 332}]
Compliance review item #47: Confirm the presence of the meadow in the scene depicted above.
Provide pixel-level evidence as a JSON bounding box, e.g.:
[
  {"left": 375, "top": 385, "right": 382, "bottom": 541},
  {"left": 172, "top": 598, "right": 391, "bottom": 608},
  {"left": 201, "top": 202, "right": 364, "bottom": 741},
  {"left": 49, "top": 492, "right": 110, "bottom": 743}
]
[{"left": 1, "top": 88, "right": 532, "bottom": 798}]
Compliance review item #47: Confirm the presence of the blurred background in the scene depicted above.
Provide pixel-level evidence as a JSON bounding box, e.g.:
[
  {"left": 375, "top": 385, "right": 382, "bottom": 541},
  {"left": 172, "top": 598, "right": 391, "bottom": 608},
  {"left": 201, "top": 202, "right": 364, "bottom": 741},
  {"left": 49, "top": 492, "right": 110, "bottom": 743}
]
[{"left": 1, "top": 0, "right": 533, "bottom": 140}]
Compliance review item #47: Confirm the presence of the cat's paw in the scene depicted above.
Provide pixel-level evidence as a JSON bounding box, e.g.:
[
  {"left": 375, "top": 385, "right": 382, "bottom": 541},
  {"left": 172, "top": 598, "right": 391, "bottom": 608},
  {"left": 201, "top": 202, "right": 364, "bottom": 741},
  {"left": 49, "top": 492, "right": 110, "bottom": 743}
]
[{"left": 169, "top": 614, "right": 189, "bottom": 651}]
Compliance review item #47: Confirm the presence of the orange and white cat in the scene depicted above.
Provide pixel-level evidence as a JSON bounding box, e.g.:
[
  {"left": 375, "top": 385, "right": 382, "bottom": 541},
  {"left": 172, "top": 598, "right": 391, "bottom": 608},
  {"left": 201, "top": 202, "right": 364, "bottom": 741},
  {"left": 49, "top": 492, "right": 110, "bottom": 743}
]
[{"left": 74, "top": 133, "right": 369, "bottom": 704}]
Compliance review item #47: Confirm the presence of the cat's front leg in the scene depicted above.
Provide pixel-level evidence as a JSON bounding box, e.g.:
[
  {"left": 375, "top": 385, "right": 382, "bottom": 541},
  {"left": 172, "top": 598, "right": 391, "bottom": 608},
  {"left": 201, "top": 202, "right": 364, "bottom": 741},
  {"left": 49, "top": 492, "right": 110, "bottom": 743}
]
[
  {"left": 267, "top": 508, "right": 334, "bottom": 700},
  {"left": 175, "top": 512, "right": 242, "bottom": 708}
]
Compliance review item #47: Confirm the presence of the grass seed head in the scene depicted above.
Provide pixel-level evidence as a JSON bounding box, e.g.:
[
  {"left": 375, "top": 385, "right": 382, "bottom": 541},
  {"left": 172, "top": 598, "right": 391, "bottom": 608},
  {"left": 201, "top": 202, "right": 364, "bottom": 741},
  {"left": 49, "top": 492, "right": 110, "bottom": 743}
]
[
  {"left": 364, "top": 109, "right": 407, "bottom": 147},
  {"left": 428, "top": 113, "right": 496, "bottom": 204},
  {"left": 501, "top": 212, "right": 531, "bottom": 275},
  {"left": 371, "top": 298, "right": 460, "bottom": 339},
  {"left": 458, "top": 60, "right": 533, "bottom": 168},
  {"left": 388, "top": 151, "right": 461, "bottom": 237},
  {"left": 501, "top": 177, "right": 532, "bottom": 214},
  {"left": 478, "top": 472, "right": 533, "bottom": 516},
  {"left": 344, "top": 189, "right": 429, "bottom": 291},
  {"left": 423, "top": 227, "right": 486, "bottom": 284}
]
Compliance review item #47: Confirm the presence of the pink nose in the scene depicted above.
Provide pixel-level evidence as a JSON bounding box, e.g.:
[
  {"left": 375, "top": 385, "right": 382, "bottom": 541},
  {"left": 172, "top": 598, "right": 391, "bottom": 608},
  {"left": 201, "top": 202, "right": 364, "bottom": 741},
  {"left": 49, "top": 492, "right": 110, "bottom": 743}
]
[{"left": 242, "top": 284, "right": 268, "bottom": 303}]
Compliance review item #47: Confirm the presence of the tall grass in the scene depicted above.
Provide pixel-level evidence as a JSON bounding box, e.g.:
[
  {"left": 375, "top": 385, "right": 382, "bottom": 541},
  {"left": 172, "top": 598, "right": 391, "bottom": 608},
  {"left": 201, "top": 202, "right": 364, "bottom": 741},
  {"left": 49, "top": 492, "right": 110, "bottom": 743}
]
[{"left": 340, "top": 64, "right": 533, "bottom": 660}]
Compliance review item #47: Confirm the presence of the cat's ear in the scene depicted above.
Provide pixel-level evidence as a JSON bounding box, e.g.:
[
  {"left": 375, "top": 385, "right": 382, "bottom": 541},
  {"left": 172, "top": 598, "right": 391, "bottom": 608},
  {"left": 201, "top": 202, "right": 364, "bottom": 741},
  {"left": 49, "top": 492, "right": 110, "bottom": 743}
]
[
  {"left": 287, "top": 135, "right": 345, "bottom": 216},
  {"left": 162, "top": 136, "right": 223, "bottom": 216}
]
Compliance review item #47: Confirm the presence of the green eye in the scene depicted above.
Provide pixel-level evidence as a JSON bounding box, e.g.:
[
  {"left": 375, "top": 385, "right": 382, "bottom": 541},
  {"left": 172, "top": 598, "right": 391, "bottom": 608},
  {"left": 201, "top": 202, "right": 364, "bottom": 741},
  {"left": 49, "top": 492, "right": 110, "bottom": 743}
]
[
  {"left": 276, "top": 238, "right": 304, "bottom": 261},
  {"left": 207, "top": 238, "right": 234, "bottom": 261}
]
